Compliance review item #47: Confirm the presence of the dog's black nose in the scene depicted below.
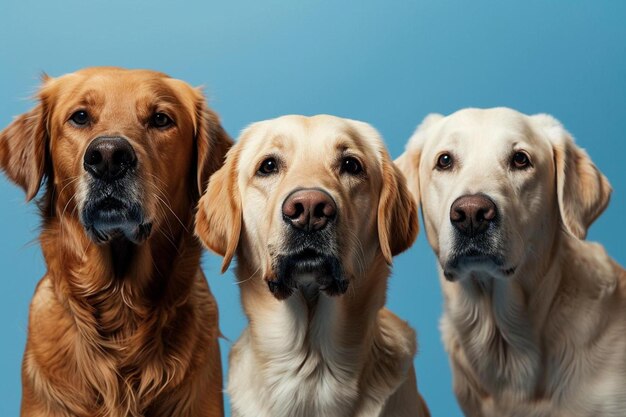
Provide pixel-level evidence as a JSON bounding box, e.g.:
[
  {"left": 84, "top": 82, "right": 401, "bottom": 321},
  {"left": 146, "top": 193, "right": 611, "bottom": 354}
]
[
  {"left": 282, "top": 188, "right": 337, "bottom": 232},
  {"left": 83, "top": 137, "right": 137, "bottom": 181},
  {"left": 450, "top": 194, "right": 497, "bottom": 237}
]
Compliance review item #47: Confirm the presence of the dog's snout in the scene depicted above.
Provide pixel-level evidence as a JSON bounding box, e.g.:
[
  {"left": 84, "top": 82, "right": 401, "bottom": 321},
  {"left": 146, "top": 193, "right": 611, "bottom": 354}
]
[
  {"left": 450, "top": 194, "right": 497, "bottom": 237},
  {"left": 83, "top": 137, "right": 137, "bottom": 180},
  {"left": 282, "top": 189, "right": 337, "bottom": 232}
]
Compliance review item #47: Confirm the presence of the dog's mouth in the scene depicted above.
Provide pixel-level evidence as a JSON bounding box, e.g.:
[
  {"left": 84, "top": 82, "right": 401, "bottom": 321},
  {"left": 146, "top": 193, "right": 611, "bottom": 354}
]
[
  {"left": 81, "top": 196, "right": 152, "bottom": 244},
  {"left": 267, "top": 248, "right": 347, "bottom": 300},
  {"left": 443, "top": 247, "right": 515, "bottom": 281}
]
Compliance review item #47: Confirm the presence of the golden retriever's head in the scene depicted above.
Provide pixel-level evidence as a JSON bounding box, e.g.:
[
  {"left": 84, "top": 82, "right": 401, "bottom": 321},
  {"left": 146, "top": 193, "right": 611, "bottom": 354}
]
[
  {"left": 396, "top": 107, "right": 611, "bottom": 282},
  {"left": 196, "top": 115, "right": 417, "bottom": 300},
  {"left": 0, "top": 67, "right": 230, "bottom": 244}
]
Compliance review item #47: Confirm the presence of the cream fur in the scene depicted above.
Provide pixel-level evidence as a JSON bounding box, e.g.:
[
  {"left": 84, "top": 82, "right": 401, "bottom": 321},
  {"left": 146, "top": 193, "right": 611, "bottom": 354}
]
[
  {"left": 397, "top": 107, "right": 624, "bottom": 417},
  {"left": 196, "top": 115, "right": 430, "bottom": 417}
]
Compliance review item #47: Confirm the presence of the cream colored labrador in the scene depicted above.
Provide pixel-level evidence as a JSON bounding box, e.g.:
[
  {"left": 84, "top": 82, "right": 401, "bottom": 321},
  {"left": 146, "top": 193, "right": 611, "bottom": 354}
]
[
  {"left": 396, "top": 107, "right": 625, "bottom": 417},
  {"left": 195, "top": 115, "right": 430, "bottom": 417}
]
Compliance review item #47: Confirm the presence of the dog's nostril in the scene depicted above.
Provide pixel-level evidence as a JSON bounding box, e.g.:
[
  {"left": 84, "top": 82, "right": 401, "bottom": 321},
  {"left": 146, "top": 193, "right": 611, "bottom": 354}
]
[
  {"left": 482, "top": 206, "right": 496, "bottom": 221},
  {"left": 451, "top": 208, "right": 466, "bottom": 223},
  {"left": 313, "top": 202, "right": 326, "bottom": 219},
  {"left": 86, "top": 150, "right": 103, "bottom": 166},
  {"left": 283, "top": 201, "right": 304, "bottom": 220},
  {"left": 320, "top": 202, "right": 336, "bottom": 218},
  {"left": 293, "top": 203, "right": 304, "bottom": 219},
  {"left": 113, "top": 149, "right": 132, "bottom": 166}
]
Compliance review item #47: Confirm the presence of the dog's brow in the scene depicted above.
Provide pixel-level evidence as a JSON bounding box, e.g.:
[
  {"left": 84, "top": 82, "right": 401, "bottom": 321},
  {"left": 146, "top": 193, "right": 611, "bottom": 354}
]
[
  {"left": 335, "top": 142, "right": 350, "bottom": 153},
  {"left": 447, "top": 132, "right": 462, "bottom": 143},
  {"left": 335, "top": 136, "right": 367, "bottom": 157},
  {"left": 341, "top": 126, "right": 371, "bottom": 154},
  {"left": 76, "top": 90, "right": 101, "bottom": 107},
  {"left": 153, "top": 93, "right": 181, "bottom": 106},
  {"left": 269, "top": 135, "right": 286, "bottom": 150},
  {"left": 147, "top": 82, "right": 181, "bottom": 105}
]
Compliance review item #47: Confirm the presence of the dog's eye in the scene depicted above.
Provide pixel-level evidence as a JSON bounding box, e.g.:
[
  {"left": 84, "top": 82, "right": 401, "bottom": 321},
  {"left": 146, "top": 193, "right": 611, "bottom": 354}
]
[
  {"left": 257, "top": 157, "right": 279, "bottom": 176},
  {"left": 340, "top": 156, "right": 363, "bottom": 175},
  {"left": 512, "top": 151, "right": 531, "bottom": 169},
  {"left": 70, "top": 110, "right": 90, "bottom": 126},
  {"left": 436, "top": 153, "right": 453, "bottom": 170},
  {"left": 150, "top": 113, "right": 173, "bottom": 129}
]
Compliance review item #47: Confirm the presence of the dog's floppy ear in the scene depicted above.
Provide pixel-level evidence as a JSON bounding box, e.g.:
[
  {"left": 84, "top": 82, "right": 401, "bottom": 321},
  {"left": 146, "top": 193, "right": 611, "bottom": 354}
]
[
  {"left": 378, "top": 151, "right": 419, "bottom": 265},
  {"left": 394, "top": 151, "right": 420, "bottom": 208},
  {"left": 0, "top": 89, "right": 50, "bottom": 201},
  {"left": 395, "top": 113, "right": 443, "bottom": 207},
  {"left": 195, "top": 144, "right": 241, "bottom": 273},
  {"left": 194, "top": 91, "right": 233, "bottom": 196},
  {"left": 533, "top": 114, "right": 611, "bottom": 239}
]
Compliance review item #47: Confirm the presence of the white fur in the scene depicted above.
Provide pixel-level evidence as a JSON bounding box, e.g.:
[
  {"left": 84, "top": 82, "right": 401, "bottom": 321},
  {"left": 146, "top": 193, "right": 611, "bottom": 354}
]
[{"left": 397, "top": 107, "right": 625, "bottom": 417}]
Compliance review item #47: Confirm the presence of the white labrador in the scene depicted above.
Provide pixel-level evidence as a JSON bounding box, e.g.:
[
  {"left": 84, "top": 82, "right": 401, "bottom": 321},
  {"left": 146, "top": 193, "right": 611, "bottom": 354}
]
[{"left": 396, "top": 107, "right": 625, "bottom": 417}]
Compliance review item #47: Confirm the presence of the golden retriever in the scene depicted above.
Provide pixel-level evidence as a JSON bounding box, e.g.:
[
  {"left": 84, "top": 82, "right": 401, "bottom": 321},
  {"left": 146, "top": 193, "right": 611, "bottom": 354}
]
[
  {"left": 396, "top": 107, "right": 626, "bottom": 417},
  {"left": 195, "top": 115, "right": 430, "bottom": 417},
  {"left": 0, "top": 67, "right": 231, "bottom": 417}
]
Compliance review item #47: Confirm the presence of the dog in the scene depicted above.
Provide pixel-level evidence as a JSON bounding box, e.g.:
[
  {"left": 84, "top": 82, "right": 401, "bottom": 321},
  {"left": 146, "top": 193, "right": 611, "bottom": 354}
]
[
  {"left": 195, "top": 115, "right": 430, "bottom": 417},
  {"left": 396, "top": 107, "right": 626, "bottom": 417},
  {"left": 0, "top": 67, "right": 232, "bottom": 417}
]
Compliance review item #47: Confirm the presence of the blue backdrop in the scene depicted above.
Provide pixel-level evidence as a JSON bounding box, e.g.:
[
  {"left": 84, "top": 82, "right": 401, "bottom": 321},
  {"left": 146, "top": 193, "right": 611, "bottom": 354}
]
[{"left": 1, "top": 1, "right": 625, "bottom": 415}]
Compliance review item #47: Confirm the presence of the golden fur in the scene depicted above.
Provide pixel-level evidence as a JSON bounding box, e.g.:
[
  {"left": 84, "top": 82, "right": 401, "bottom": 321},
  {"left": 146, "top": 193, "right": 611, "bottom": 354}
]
[
  {"left": 0, "top": 67, "right": 231, "bottom": 417},
  {"left": 196, "top": 115, "right": 430, "bottom": 417}
]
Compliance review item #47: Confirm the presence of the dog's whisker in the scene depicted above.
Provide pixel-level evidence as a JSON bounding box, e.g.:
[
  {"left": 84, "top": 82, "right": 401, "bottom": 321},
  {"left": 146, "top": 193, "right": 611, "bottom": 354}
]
[
  {"left": 60, "top": 192, "right": 80, "bottom": 243},
  {"left": 236, "top": 265, "right": 262, "bottom": 286},
  {"left": 156, "top": 228, "right": 182, "bottom": 254},
  {"left": 344, "top": 227, "right": 367, "bottom": 278},
  {"left": 148, "top": 174, "right": 190, "bottom": 234},
  {"left": 151, "top": 195, "right": 184, "bottom": 253}
]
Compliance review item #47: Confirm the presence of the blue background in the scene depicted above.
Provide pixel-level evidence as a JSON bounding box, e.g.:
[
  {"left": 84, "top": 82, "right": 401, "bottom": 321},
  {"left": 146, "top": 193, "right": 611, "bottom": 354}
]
[{"left": 1, "top": 1, "right": 625, "bottom": 415}]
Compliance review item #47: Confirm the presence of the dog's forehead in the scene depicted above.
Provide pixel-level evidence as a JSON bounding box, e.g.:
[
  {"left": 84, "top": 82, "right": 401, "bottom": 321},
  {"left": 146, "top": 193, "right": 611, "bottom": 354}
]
[
  {"left": 48, "top": 67, "right": 183, "bottom": 107},
  {"left": 239, "top": 115, "right": 382, "bottom": 162},
  {"left": 429, "top": 108, "right": 546, "bottom": 151}
]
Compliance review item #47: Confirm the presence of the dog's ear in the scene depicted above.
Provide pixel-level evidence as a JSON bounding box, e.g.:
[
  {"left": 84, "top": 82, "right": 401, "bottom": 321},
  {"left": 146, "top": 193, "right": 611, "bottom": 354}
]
[
  {"left": 394, "top": 151, "right": 420, "bottom": 208},
  {"left": 0, "top": 92, "right": 50, "bottom": 201},
  {"left": 395, "top": 113, "right": 443, "bottom": 207},
  {"left": 533, "top": 114, "right": 611, "bottom": 239},
  {"left": 195, "top": 144, "right": 241, "bottom": 273},
  {"left": 378, "top": 151, "right": 419, "bottom": 265},
  {"left": 194, "top": 91, "right": 233, "bottom": 196}
]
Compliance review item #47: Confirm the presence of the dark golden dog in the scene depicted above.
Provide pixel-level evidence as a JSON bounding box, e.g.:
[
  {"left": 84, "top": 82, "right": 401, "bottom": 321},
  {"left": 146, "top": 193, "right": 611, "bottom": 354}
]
[{"left": 0, "top": 67, "right": 231, "bottom": 417}]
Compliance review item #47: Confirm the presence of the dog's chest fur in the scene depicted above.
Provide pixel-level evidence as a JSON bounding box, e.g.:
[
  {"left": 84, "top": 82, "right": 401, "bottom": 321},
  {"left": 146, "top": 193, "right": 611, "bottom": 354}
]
[
  {"left": 445, "top": 278, "right": 541, "bottom": 398},
  {"left": 24, "top": 268, "right": 210, "bottom": 417},
  {"left": 228, "top": 293, "right": 415, "bottom": 417},
  {"left": 442, "top": 253, "right": 626, "bottom": 417}
]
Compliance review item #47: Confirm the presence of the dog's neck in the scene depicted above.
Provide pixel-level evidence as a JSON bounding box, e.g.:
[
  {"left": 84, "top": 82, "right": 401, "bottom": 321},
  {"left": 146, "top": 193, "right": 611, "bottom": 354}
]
[
  {"left": 233, "top": 258, "right": 416, "bottom": 415},
  {"left": 239, "top": 258, "right": 387, "bottom": 359},
  {"left": 39, "top": 207, "right": 201, "bottom": 334},
  {"left": 443, "top": 230, "right": 619, "bottom": 401}
]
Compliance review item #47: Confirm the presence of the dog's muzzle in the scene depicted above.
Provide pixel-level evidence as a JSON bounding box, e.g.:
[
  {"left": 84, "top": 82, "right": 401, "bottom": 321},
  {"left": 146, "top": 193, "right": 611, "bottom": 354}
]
[
  {"left": 266, "top": 188, "right": 347, "bottom": 300},
  {"left": 268, "top": 249, "right": 347, "bottom": 300},
  {"left": 443, "top": 193, "right": 514, "bottom": 280},
  {"left": 80, "top": 136, "right": 151, "bottom": 244}
]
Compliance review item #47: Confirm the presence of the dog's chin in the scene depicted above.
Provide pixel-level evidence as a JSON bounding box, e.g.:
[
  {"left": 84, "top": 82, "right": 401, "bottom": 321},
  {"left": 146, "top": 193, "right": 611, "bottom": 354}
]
[
  {"left": 442, "top": 249, "right": 516, "bottom": 282},
  {"left": 267, "top": 249, "right": 347, "bottom": 300},
  {"left": 81, "top": 198, "right": 152, "bottom": 245}
]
